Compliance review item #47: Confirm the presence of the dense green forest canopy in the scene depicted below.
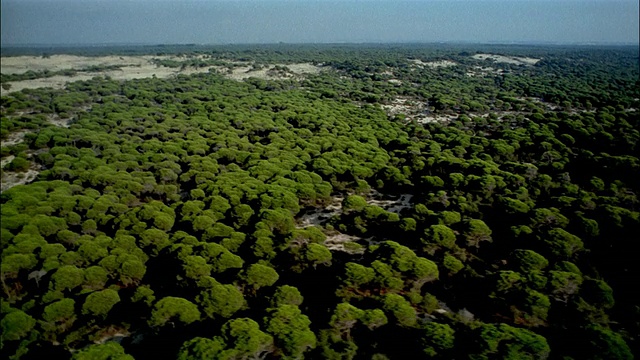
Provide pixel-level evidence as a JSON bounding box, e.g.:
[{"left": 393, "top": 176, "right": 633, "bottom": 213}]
[{"left": 1, "top": 44, "right": 639, "bottom": 359}]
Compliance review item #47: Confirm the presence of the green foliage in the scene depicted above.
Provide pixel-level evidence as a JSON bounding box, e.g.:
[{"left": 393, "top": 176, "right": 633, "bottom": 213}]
[
  {"left": 71, "top": 342, "right": 134, "bottom": 360},
  {"left": 265, "top": 305, "right": 317, "bottom": 359},
  {"left": 243, "top": 263, "right": 279, "bottom": 291},
  {"left": 271, "top": 285, "right": 304, "bottom": 307},
  {"left": 382, "top": 294, "right": 417, "bottom": 327},
  {"left": 50, "top": 265, "right": 85, "bottom": 291},
  {"left": 473, "top": 323, "right": 550, "bottom": 359},
  {"left": 582, "top": 278, "right": 615, "bottom": 309},
  {"left": 421, "top": 322, "right": 455, "bottom": 357},
  {"left": 41, "top": 298, "right": 74, "bottom": 321},
  {"left": 443, "top": 254, "right": 464, "bottom": 275},
  {"left": 512, "top": 249, "right": 549, "bottom": 272},
  {"left": 425, "top": 224, "right": 456, "bottom": 250},
  {"left": 0, "top": 45, "right": 637, "bottom": 360},
  {"left": 149, "top": 297, "right": 201, "bottom": 327},
  {"left": 1, "top": 310, "right": 36, "bottom": 341},
  {"left": 81, "top": 289, "right": 120, "bottom": 318},
  {"left": 582, "top": 326, "right": 633, "bottom": 360},
  {"left": 197, "top": 283, "right": 245, "bottom": 319},
  {"left": 342, "top": 195, "right": 368, "bottom": 212}
]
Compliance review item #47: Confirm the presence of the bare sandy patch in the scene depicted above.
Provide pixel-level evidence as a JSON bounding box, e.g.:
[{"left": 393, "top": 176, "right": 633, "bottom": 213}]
[
  {"left": 381, "top": 97, "right": 416, "bottom": 116},
  {"left": 410, "top": 59, "right": 457, "bottom": 68},
  {"left": 46, "top": 114, "right": 72, "bottom": 128},
  {"left": 382, "top": 97, "right": 455, "bottom": 124},
  {"left": 285, "top": 63, "right": 323, "bottom": 74},
  {"left": 1, "top": 57, "right": 324, "bottom": 94},
  {"left": 368, "top": 191, "right": 413, "bottom": 214},
  {"left": 324, "top": 233, "right": 366, "bottom": 254},
  {"left": 1, "top": 55, "right": 175, "bottom": 75},
  {"left": 465, "top": 66, "right": 504, "bottom": 77},
  {"left": 224, "top": 63, "right": 323, "bottom": 81},
  {"left": 297, "top": 191, "right": 412, "bottom": 231},
  {"left": 297, "top": 196, "right": 344, "bottom": 229},
  {"left": 1, "top": 167, "right": 41, "bottom": 193},
  {"left": 1, "top": 155, "right": 15, "bottom": 169},
  {"left": 1, "top": 130, "right": 32, "bottom": 147},
  {"left": 1, "top": 65, "right": 217, "bottom": 95},
  {"left": 416, "top": 114, "right": 458, "bottom": 124},
  {"left": 472, "top": 54, "right": 540, "bottom": 65}
]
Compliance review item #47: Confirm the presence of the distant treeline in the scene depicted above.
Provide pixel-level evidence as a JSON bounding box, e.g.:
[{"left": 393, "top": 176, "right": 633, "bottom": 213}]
[{"left": 2, "top": 43, "right": 638, "bottom": 58}]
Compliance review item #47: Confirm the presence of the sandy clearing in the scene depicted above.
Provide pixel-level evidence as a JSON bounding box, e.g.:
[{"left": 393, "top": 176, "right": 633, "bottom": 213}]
[
  {"left": 1, "top": 167, "right": 41, "bottom": 193},
  {"left": 285, "top": 63, "right": 323, "bottom": 74},
  {"left": 1, "top": 57, "right": 323, "bottom": 95},
  {"left": 1, "top": 155, "right": 15, "bottom": 169},
  {"left": 472, "top": 54, "right": 540, "bottom": 65},
  {"left": 381, "top": 98, "right": 415, "bottom": 116},
  {"left": 46, "top": 114, "right": 72, "bottom": 128},
  {"left": 324, "top": 233, "right": 366, "bottom": 254},
  {"left": 1, "top": 65, "right": 218, "bottom": 95},
  {"left": 1, "top": 130, "right": 32, "bottom": 147},
  {"left": 410, "top": 59, "right": 458, "bottom": 68},
  {"left": 0, "top": 55, "right": 176, "bottom": 74},
  {"left": 367, "top": 191, "right": 413, "bottom": 214},
  {"left": 416, "top": 114, "right": 459, "bottom": 124},
  {"left": 225, "top": 63, "right": 322, "bottom": 81},
  {"left": 382, "top": 97, "right": 456, "bottom": 124},
  {"left": 297, "top": 196, "right": 344, "bottom": 229},
  {"left": 297, "top": 192, "right": 412, "bottom": 230},
  {"left": 465, "top": 66, "right": 504, "bottom": 77}
]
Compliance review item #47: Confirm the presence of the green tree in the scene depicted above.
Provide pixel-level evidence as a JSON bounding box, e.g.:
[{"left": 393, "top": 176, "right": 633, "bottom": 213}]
[
  {"left": 265, "top": 305, "right": 317, "bottom": 359},
  {"left": 149, "top": 297, "right": 201, "bottom": 327},
  {"left": 196, "top": 283, "right": 245, "bottom": 319},
  {"left": 271, "top": 285, "right": 304, "bottom": 307},
  {"left": 382, "top": 294, "right": 417, "bottom": 327},
  {"left": 425, "top": 224, "right": 456, "bottom": 250},
  {"left": 464, "top": 219, "right": 492, "bottom": 247},
  {"left": 71, "top": 342, "right": 134, "bottom": 360},
  {"left": 421, "top": 322, "right": 455, "bottom": 357},
  {"left": 243, "top": 264, "right": 279, "bottom": 292},
  {"left": 1, "top": 310, "right": 36, "bottom": 341},
  {"left": 216, "top": 318, "right": 275, "bottom": 360},
  {"left": 582, "top": 325, "right": 633, "bottom": 360},
  {"left": 50, "top": 265, "right": 84, "bottom": 292},
  {"left": 82, "top": 289, "right": 120, "bottom": 318},
  {"left": 41, "top": 298, "right": 76, "bottom": 337},
  {"left": 443, "top": 254, "right": 464, "bottom": 275}
]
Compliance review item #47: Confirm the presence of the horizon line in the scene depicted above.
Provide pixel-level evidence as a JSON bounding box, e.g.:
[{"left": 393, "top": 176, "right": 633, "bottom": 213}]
[{"left": 2, "top": 40, "right": 639, "bottom": 48}]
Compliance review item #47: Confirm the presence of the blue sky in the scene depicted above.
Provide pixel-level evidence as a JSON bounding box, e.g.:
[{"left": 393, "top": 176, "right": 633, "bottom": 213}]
[{"left": 1, "top": 0, "right": 638, "bottom": 45}]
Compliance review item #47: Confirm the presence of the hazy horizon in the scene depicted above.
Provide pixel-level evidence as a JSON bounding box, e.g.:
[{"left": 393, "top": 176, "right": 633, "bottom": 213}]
[{"left": 2, "top": 0, "right": 639, "bottom": 46}]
